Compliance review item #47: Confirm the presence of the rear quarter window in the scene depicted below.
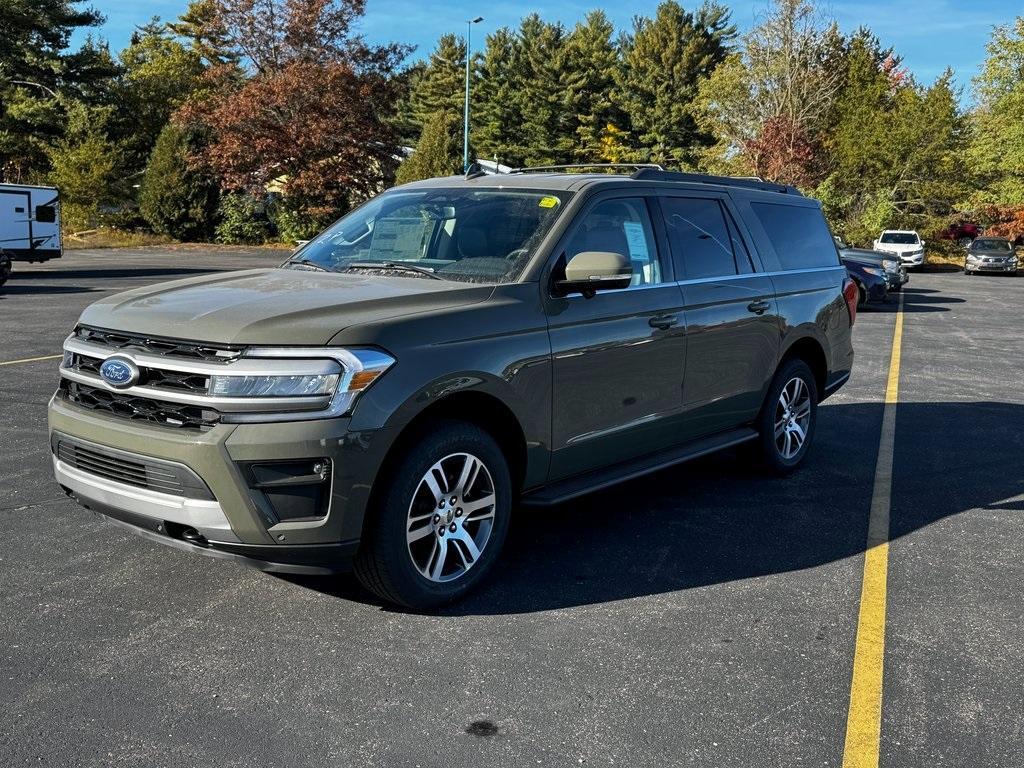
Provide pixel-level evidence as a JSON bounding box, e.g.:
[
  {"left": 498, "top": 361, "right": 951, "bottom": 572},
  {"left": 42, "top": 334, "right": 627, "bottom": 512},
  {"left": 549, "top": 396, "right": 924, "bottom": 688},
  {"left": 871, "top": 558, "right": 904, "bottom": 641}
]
[{"left": 750, "top": 202, "right": 839, "bottom": 270}]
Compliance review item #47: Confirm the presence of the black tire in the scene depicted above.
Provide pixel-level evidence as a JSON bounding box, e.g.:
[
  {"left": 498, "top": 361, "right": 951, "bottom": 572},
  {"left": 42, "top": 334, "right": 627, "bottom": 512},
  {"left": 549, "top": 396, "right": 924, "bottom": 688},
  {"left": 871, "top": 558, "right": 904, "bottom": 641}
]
[
  {"left": 755, "top": 359, "right": 819, "bottom": 475},
  {"left": 0, "top": 252, "right": 11, "bottom": 288},
  {"left": 354, "top": 420, "right": 512, "bottom": 610}
]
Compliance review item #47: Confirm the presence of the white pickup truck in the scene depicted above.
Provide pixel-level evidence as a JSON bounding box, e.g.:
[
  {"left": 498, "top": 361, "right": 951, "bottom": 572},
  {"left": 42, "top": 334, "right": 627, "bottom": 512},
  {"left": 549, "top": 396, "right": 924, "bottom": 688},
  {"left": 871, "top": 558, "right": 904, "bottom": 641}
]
[
  {"left": 1, "top": 183, "right": 61, "bottom": 288},
  {"left": 873, "top": 230, "right": 925, "bottom": 268}
]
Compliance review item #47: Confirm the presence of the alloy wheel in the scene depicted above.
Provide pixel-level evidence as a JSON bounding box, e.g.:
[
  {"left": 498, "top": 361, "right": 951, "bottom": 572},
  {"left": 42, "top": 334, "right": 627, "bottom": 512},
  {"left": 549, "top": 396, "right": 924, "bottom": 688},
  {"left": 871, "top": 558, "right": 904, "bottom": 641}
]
[
  {"left": 406, "top": 452, "right": 496, "bottom": 583},
  {"left": 774, "top": 377, "right": 812, "bottom": 460}
]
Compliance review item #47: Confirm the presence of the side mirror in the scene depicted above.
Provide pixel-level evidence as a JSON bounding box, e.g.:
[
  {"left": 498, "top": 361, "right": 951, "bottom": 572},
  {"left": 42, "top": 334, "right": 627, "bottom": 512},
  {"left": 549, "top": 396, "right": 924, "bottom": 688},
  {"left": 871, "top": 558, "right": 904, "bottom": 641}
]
[
  {"left": 35, "top": 205, "right": 57, "bottom": 224},
  {"left": 920, "top": 239, "right": 926, "bottom": 246},
  {"left": 556, "top": 251, "right": 632, "bottom": 298}
]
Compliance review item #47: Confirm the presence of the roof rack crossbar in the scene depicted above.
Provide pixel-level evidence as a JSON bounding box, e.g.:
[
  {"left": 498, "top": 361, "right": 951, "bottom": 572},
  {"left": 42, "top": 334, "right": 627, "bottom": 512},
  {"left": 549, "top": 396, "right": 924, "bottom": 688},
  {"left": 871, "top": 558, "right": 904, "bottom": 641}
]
[
  {"left": 629, "top": 168, "right": 802, "bottom": 195},
  {"left": 508, "top": 163, "right": 666, "bottom": 174}
]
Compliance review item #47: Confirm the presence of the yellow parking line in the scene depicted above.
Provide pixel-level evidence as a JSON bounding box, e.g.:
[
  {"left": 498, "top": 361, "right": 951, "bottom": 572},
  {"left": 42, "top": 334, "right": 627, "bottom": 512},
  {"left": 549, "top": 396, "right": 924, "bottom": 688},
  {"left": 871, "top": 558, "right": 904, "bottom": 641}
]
[
  {"left": 842, "top": 291, "right": 904, "bottom": 768},
  {"left": 0, "top": 354, "right": 62, "bottom": 366}
]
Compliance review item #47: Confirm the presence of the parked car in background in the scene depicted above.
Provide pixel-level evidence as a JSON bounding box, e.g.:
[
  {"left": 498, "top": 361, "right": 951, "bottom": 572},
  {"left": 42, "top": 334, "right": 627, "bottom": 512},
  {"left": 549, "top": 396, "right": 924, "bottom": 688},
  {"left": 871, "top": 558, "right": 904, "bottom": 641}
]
[
  {"left": 964, "top": 237, "right": 1019, "bottom": 275},
  {"left": 938, "top": 221, "right": 981, "bottom": 247},
  {"left": 834, "top": 237, "right": 907, "bottom": 293},
  {"left": 874, "top": 230, "right": 926, "bottom": 268},
  {"left": 48, "top": 166, "right": 856, "bottom": 609},
  {"left": 842, "top": 255, "right": 890, "bottom": 306}
]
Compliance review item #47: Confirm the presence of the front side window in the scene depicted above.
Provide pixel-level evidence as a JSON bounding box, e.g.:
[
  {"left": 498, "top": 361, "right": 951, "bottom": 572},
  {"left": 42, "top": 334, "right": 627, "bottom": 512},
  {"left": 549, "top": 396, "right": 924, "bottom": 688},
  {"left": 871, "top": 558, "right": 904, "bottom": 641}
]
[
  {"left": 751, "top": 202, "right": 840, "bottom": 270},
  {"left": 662, "top": 197, "right": 742, "bottom": 279},
  {"left": 564, "top": 198, "right": 664, "bottom": 286},
  {"left": 288, "top": 188, "right": 569, "bottom": 284}
]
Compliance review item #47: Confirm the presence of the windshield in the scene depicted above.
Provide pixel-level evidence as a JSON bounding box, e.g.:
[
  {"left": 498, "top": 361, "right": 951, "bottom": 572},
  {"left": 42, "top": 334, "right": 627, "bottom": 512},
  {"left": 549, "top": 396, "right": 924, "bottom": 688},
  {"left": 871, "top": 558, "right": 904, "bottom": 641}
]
[
  {"left": 285, "top": 188, "right": 570, "bottom": 284},
  {"left": 971, "top": 238, "right": 1011, "bottom": 252},
  {"left": 879, "top": 232, "right": 919, "bottom": 244}
]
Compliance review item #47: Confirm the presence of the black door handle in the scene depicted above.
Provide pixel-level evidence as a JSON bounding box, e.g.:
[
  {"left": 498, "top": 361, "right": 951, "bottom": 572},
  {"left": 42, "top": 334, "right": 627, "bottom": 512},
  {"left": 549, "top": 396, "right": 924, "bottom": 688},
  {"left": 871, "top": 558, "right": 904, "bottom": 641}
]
[
  {"left": 649, "top": 314, "right": 679, "bottom": 330},
  {"left": 747, "top": 300, "right": 771, "bottom": 315}
]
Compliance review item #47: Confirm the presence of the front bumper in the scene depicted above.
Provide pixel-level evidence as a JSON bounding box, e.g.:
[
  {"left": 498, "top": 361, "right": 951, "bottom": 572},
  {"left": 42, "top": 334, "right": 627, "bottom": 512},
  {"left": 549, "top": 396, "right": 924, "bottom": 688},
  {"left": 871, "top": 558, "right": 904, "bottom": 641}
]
[
  {"left": 966, "top": 260, "right": 1018, "bottom": 273},
  {"left": 896, "top": 252, "right": 925, "bottom": 267},
  {"left": 48, "top": 392, "right": 393, "bottom": 570}
]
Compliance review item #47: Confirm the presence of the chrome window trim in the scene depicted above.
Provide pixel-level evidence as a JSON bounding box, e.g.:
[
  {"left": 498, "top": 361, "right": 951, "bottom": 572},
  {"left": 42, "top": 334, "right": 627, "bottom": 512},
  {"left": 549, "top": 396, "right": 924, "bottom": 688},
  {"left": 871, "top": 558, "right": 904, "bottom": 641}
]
[{"left": 563, "top": 264, "right": 844, "bottom": 298}]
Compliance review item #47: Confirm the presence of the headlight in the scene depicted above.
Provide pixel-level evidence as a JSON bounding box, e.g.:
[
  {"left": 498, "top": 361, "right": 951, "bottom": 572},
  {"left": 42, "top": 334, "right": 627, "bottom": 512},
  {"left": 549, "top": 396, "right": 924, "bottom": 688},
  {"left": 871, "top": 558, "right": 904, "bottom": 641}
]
[
  {"left": 211, "top": 373, "right": 340, "bottom": 397},
  {"left": 882, "top": 259, "right": 898, "bottom": 271},
  {"left": 216, "top": 347, "right": 394, "bottom": 422}
]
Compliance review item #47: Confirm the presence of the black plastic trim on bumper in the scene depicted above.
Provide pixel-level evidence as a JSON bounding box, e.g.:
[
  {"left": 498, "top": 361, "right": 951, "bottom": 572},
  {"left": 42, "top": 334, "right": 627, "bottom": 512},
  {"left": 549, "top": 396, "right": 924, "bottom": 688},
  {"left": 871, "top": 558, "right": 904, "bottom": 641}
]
[{"left": 70, "top": 493, "right": 358, "bottom": 575}]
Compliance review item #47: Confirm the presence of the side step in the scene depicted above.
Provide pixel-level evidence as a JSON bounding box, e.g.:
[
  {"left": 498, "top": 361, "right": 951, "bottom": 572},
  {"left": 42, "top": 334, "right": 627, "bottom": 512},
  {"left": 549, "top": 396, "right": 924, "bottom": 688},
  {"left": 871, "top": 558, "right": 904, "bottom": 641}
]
[{"left": 520, "top": 427, "right": 759, "bottom": 507}]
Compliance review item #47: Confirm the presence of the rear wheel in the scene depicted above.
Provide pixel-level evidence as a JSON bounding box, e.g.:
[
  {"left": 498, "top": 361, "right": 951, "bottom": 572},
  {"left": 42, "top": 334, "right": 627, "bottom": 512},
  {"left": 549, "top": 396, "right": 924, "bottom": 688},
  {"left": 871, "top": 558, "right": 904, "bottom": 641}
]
[
  {"left": 756, "top": 359, "right": 818, "bottom": 475},
  {"left": 354, "top": 421, "right": 511, "bottom": 609}
]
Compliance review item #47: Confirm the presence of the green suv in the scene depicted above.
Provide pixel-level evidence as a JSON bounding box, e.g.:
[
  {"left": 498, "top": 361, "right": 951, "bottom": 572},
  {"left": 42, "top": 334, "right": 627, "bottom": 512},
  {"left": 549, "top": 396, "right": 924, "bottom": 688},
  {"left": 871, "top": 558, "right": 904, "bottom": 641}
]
[{"left": 49, "top": 167, "right": 856, "bottom": 608}]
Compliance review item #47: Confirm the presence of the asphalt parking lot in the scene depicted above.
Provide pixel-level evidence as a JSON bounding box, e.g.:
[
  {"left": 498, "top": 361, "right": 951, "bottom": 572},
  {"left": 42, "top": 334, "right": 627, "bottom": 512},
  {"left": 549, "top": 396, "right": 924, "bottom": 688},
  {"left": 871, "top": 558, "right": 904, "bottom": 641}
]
[{"left": 2, "top": 249, "right": 1022, "bottom": 767}]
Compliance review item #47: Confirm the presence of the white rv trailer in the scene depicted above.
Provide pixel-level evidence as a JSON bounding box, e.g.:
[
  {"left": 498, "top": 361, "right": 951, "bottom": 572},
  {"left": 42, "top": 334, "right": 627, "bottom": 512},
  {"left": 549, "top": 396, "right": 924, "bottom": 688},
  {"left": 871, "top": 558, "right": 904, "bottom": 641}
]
[{"left": 0, "top": 183, "right": 61, "bottom": 286}]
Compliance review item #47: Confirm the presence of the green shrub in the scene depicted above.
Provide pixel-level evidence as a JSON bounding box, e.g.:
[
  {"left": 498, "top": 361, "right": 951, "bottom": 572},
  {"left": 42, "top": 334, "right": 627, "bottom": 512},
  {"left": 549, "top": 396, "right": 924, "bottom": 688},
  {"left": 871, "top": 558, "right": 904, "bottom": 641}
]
[
  {"left": 215, "top": 192, "right": 271, "bottom": 244},
  {"left": 139, "top": 124, "right": 219, "bottom": 241}
]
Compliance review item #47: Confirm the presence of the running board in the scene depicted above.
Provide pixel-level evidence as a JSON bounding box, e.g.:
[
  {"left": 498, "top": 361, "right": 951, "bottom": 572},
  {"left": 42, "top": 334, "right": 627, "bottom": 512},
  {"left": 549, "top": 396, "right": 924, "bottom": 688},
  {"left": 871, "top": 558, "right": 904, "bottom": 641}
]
[{"left": 520, "top": 427, "right": 759, "bottom": 507}]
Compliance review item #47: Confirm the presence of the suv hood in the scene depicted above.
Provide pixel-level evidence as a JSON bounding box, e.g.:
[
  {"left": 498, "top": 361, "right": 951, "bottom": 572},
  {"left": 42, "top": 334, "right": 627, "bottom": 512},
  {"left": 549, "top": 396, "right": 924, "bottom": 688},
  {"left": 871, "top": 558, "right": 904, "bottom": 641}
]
[
  {"left": 840, "top": 248, "right": 891, "bottom": 266},
  {"left": 78, "top": 268, "right": 494, "bottom": 345},
  {"left": 874, "top": 243, "right": 921, "bottom": 254}
]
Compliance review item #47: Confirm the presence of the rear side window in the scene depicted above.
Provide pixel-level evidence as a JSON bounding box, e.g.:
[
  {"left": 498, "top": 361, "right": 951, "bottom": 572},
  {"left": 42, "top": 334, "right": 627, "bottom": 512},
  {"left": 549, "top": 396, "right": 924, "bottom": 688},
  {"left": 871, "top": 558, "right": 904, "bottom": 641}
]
[
  {"left": 661, "top": 197, "right": 739, "bottom": 279},
  {"left": 751, "top": 202, "right": 839, "bottom": 270}
]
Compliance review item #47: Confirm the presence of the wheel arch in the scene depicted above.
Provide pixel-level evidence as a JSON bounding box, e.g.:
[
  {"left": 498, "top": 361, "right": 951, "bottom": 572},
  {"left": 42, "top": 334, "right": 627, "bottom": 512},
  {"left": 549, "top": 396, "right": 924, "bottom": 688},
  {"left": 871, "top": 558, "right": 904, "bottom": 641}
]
[{"left": 778, "top": 334, "right": 828, "bottom": 397}]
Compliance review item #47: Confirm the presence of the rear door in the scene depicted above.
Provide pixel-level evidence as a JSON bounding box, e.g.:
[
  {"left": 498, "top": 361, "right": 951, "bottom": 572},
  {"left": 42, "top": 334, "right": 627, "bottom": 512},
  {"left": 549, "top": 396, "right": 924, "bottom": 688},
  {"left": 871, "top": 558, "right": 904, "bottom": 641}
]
[
  {"left": 545, "top": 193, "right": 688, "bottom": 480},
  {"left": 657, "top": 193, "right": 780, "bottom": 438}
]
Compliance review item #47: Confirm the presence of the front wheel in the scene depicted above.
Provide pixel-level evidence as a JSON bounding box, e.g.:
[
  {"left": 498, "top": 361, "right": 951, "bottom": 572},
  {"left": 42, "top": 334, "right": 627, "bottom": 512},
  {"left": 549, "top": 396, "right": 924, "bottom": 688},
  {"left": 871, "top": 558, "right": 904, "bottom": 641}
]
[
  {"left": 354, "top": 421, "right": 511, "bottom": 609},
  {"left": 755, "top": 359, "right": 818, "bottom": 475}
]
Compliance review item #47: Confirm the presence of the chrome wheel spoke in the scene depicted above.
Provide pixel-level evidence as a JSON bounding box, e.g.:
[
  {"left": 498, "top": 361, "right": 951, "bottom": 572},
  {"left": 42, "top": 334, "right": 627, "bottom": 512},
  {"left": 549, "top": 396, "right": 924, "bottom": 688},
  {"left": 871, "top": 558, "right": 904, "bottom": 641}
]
[
  {"left": 422, "top": 465, "right": 446, "bottom": 504},
  {"left": 407, "top": 521, "right": 435, "bottom": 544},
  {"left": 429, "top": 537, "right": 449, "bottom": 580},
  {"left": 454, "top": 455, "right": 482, "bottom": 497},
  {"left": 452, "top": 528, "right": 482, "bottom": 567},
  {"left": 461, "top": 493, "right": 495, "bottom": 517}
]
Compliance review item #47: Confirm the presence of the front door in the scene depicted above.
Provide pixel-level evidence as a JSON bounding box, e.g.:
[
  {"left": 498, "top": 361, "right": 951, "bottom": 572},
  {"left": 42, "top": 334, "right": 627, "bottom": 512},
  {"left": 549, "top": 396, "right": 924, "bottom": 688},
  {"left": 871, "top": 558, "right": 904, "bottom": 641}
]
[
  {"left": 657, "top": 194, "right": 780, "bottom": 438},
  {"left": 545, "top": 196, "right": 687, "bottom": 480}
]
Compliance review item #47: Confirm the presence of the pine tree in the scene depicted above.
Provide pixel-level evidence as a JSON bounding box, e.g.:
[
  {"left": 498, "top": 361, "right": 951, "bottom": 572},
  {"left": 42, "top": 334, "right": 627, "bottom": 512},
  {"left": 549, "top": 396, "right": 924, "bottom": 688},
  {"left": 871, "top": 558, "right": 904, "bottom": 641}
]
[
  {"left": 475, "top": 28, "right": 523, "bottom": 166},
  {"left": 559, "top": 11, "right": 623, "bottom": 162},
  {"left": 139, "top": 123, "right": 219, "bottom": 240},
  {"left": 395, "top": 110, "right": 465, "bottom": 184},
  {"left": 406, "top": 34, "right": 468, "bottom": 138},
  {"left": 514, "top": 15, "right": 567, "bottom": 166},
  {"left": 615, "top": 0, "right": 736, "bottom": 166}
]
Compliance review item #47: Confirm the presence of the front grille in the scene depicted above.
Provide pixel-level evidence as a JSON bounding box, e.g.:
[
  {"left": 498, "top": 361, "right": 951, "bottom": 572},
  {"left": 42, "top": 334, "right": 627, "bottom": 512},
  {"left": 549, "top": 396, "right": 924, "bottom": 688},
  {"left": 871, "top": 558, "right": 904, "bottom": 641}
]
[
  {"left": 76, "top": 325, "right": 243, "bottom": 362},
  {"left": 60, "top": 381, "right": 220, "bottom": 431},
  {"left": 68, "top": 353, "right": 210, "bottom": 394},
  {"left": 52, "top": 434, "right": 215, "bottom": 500}
]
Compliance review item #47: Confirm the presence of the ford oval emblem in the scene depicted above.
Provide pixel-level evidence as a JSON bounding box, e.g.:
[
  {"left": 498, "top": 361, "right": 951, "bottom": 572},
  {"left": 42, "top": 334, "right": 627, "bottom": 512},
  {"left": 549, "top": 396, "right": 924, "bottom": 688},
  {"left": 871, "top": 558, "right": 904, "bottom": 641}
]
[{"left": 99, "top": 356, "right": 139, "bottom": 389}]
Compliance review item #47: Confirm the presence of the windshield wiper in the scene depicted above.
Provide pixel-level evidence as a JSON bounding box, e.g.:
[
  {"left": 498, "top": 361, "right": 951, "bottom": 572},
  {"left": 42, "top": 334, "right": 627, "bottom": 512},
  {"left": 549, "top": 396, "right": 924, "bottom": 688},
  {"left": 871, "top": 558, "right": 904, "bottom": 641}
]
[
  {"left": 345, "top": 261, "right": 443, "bottom": 280},
  {"left": 284, "top": 258, "right": 334, "bottom": 272}
]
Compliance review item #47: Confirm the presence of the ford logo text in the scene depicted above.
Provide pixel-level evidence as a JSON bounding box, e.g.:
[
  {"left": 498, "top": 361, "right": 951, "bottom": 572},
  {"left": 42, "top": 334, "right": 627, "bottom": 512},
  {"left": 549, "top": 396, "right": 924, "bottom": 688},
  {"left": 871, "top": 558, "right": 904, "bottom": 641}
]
[{"left": 99, "top": 356, "right": 139, "bottom": 389}]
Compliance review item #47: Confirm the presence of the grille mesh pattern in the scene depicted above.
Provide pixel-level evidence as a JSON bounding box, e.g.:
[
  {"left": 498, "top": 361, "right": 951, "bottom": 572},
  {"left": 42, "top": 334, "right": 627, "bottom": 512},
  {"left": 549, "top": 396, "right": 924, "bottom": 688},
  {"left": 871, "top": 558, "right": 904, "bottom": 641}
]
[
  {"left": 61, "top": 381, "right": 220, "bottom": 431},
  {"left": 57, "top": 442, "right": 184, "bottom": 495}
]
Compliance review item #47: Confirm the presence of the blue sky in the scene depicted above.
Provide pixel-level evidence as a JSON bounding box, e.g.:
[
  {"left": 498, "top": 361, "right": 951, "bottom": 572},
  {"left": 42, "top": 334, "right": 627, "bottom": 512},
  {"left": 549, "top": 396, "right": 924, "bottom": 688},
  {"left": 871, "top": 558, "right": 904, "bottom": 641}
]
[{"left": 76, "top": 0, "right": 1020, "bottom": 101}]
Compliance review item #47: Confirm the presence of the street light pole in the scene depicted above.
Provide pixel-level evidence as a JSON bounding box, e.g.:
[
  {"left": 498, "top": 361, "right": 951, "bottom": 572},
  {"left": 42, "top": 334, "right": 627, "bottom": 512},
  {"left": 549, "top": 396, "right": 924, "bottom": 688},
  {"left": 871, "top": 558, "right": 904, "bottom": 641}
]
[{"left": 464, "top": 16, "right": 483, "bottom": 173}]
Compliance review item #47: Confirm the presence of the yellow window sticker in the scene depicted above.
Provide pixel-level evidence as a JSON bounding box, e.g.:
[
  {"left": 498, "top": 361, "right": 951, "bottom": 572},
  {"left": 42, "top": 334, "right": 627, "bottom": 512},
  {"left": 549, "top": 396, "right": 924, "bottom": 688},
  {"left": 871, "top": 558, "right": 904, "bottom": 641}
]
[{"left": 538, "top": 196, "right": 559, "bottom": 209}]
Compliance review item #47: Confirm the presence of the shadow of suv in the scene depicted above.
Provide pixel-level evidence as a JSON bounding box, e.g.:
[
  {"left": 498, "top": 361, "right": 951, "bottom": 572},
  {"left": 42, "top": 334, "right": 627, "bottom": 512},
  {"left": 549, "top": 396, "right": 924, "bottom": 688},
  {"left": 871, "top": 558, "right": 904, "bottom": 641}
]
[{"left": 48, "top": 165, "right": 856, "bottom": 609}]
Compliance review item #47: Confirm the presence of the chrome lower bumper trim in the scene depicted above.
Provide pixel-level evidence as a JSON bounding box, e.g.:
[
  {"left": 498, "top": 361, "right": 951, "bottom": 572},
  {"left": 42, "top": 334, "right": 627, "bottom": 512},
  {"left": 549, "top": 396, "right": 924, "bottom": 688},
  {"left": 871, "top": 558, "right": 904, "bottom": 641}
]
[{"left": 53, "top": 456, "right": 240, "bottom": 543}]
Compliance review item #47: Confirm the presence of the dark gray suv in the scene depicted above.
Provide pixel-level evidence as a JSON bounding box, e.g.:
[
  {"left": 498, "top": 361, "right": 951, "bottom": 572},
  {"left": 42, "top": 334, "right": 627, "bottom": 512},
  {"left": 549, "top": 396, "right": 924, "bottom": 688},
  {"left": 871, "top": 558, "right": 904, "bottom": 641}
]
[{"left": 49, "top": 167, "right": 856, "bottom": 608}]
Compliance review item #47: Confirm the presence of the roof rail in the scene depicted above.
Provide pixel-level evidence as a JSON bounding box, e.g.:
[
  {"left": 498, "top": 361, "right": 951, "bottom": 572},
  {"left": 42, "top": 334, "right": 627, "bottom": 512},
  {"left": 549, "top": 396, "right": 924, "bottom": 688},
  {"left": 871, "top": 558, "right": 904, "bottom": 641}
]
[
  {"left": 629, "top": 168, "right": 802, "bottom": 195},
  {"left": 509, "top": 163, "right": 666, "bottom": 174}
]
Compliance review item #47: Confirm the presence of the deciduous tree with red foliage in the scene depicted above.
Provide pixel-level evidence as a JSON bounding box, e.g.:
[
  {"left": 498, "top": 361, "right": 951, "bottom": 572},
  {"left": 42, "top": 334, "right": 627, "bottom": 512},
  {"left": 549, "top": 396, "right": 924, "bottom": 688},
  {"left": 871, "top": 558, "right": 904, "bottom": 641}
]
[{"left": 177, "top": 0, "right": 409, "bottom": 218}]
